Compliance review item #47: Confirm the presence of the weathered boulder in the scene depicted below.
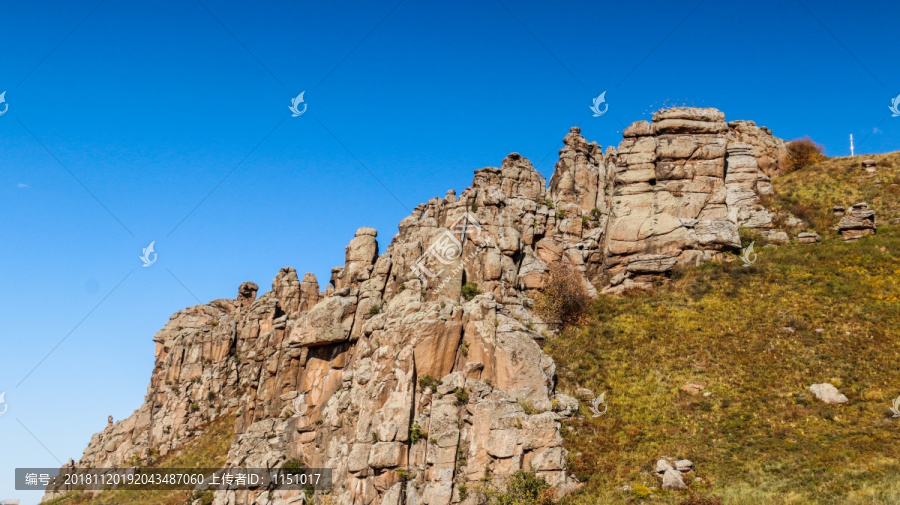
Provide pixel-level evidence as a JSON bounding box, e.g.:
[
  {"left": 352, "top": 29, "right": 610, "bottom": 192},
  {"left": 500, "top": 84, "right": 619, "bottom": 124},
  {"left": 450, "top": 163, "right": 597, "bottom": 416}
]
[
  {"left": 838, "top": 202, "right": 876, "bottom": 240},
  {"left": 796, "top": 232, "right": 821, "bottom": 244},
  {"left": 809, "top": 383, "right": 849, "bottom": 404}
]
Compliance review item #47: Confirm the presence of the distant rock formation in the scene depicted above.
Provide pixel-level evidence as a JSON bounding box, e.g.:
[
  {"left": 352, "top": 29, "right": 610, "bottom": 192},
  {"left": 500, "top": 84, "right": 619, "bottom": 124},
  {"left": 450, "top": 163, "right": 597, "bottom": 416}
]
[{"left": 51, "top": 108, "right": 789, "bottom": 505}]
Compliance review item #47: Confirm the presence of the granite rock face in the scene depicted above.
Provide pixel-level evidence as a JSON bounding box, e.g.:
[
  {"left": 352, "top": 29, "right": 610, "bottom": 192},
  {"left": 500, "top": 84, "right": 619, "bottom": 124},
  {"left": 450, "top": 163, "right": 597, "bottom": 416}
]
[
  {"left": 727, "top": 120, "right": 788, "bottom": 177},
  {"left": 55, "top": 108, "right": 792, "bottom": 505},
  {"left": 603, "top": 108, "right": 786, "bottom": 292}
]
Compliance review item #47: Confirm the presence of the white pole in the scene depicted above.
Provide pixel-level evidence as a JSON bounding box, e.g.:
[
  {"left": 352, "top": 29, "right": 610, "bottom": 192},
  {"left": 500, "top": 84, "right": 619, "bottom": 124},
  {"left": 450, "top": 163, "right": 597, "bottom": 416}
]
[{"left": 850, "top": 134, "right": 855, "bottom": 156}]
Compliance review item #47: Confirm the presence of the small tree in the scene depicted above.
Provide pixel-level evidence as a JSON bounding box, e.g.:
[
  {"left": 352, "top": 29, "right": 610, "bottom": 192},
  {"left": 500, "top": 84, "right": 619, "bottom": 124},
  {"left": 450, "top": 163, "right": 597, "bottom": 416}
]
[
  {"left": 785, "top": 136, "right": 826, "bottom": 172},
  {"left": 533, "top": 263, "right": 590, "bottom": 330}
]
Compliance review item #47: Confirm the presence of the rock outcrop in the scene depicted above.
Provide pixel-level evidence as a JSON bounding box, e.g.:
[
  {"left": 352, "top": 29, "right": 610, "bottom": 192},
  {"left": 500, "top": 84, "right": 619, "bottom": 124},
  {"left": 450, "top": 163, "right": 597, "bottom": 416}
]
[
  {"left": 838, "top": 202, "right": 877, "bottom": 240},
  {"left": 603, "top": 108, "right": 786, "bottom": 292},
  {"left": 53, "top": 108, "right": 790, "bottom": 505}
]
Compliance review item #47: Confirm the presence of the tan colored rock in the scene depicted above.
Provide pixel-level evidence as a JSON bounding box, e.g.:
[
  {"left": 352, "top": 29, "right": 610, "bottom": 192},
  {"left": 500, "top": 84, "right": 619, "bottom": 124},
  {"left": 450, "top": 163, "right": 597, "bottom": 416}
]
[
  {"left": 236, "top": 282, "right": 258, "bottom": 308},
  {"left": 838, "top": 202, "right": 876, "bottom": 240},
  {"left": 299, "top": 273, "right": 319, "bottom": 312},
  {"left": 727, "top": 120, "right": 788, "bottom": 177},
  {"left": 55, "top": 110, "right": 799, "bottom": 505},
  {"left": 549, "top": 127, "right": 607, "bottom": 213}
]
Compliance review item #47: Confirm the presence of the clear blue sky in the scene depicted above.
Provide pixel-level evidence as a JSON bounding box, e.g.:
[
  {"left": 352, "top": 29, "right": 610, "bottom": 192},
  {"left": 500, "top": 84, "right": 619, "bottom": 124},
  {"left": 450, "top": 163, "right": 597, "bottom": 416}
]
[{"left": 1, "top": 0, "right": 897, "bottom": 503}]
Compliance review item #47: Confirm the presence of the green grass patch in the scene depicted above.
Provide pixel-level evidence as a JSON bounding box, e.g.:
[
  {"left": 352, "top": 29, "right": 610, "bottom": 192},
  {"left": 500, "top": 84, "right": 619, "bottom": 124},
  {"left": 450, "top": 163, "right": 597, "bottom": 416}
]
[{"left": 548, "top": 226, "right": 900, "bottom": 504}]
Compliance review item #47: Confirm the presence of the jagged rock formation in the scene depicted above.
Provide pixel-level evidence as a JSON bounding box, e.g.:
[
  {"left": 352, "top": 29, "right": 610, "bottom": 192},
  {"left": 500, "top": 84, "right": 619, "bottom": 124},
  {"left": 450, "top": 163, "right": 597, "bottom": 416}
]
[{"left": 53, "top": 108, "right": 789, "bottom": 505}]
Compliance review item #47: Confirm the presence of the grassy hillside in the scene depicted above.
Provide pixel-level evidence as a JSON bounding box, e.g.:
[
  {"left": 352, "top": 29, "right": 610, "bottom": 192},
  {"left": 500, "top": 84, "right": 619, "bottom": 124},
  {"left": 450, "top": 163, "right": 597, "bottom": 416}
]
[
  {"left": 42, "top": 415, "right": 235, "bottom": 505},
  {"left": 766, "top": 151, "right": 900, "bottom": 230},
  {"left": 546, "top": 153, "right": 900, "bottom": 505}
]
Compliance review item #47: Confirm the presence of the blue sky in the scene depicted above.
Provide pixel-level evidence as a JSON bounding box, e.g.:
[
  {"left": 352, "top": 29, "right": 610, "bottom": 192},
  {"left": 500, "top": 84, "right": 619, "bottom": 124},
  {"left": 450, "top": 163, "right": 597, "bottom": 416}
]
[{"left": 1, "top": 0, "right": 897, "bottom": 502}]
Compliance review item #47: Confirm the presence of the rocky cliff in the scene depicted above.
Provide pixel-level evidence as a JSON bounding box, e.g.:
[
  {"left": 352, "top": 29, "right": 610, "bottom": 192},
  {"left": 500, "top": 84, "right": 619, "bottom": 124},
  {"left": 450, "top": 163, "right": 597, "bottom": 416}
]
[{"left": 54, "top": 108, "right": 789, "bottom": 505}]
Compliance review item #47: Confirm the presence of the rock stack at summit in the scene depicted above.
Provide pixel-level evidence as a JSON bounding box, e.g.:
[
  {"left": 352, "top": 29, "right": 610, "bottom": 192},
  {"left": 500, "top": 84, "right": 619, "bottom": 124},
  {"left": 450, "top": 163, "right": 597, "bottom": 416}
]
[
  {"left": 604, "top": 108, "right": 785, "bottom": 291},
  {"left": 51, "top": 107, "right": 791, "bottom": 505}
]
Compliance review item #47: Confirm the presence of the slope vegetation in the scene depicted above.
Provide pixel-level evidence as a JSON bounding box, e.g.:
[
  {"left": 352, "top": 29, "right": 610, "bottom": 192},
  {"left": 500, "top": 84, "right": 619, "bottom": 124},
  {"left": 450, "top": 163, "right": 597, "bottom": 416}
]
[{"left": 546, "top": 152, "right": 900, "bottom": 504}]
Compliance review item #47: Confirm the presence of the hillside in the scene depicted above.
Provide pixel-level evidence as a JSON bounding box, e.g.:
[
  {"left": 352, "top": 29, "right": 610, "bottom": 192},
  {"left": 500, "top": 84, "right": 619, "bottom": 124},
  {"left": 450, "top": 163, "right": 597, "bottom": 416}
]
[
  {"left": 41, "top": 110, "right": 897, "bottom": 505},
  {"left": 547, "top": 152, "right": 900, "bottom": 505},
  {"left": 42, "top": 416, "right": 235, "bottom": 505}
]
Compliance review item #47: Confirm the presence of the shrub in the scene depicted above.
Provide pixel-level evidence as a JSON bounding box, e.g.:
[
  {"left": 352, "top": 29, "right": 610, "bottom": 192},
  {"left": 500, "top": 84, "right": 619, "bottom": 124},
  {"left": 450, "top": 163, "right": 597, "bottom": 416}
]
[
  {"left": 470, "top": 202, "right": 479, "bottom": 213},
  {"left": 461, "top": 282, "right": 482, "bottom": 301},
  {"left": 590, "top": 207, "right": 601, "bottom": 220},
  {"left": 409, "top": 422, "right": 426, "bottom": 443},
  {"left": 191, "top": 490, "right": 215, "bottom": 505},
  {"left": 556, "top": 209, "right": 567, "bottom": 220},
  {"left": 517, "top": 398, "right": 540, "bottom": 415},
  {"left": 632, "top": 483, "right": 652, "bottom": 498},
  {"left": 533, "top": 263, "right": 590, "bottom": 330},
  {"left": 454, "top": 387, "right": 469, "bottom": 405},
  {"left": 189, "top": 403, "right": 200, "bottom": 412},
  {"left": 785, "top": 136, "right": 826, "bottom": 173},
  {"left": 368, "top": 304, "right": 382, "bottom": 317},
  {"left": 418, "top": 375, "right": 442, "bottom": 392},
  {"left": 281, "top": 459, "right": 305, "bottom": 475},
  {"left": 545, "top": 198, "right": 554, "bottom": 209},
  {"left": 478, "top": 470, "right": 553, "bottom": 505}
]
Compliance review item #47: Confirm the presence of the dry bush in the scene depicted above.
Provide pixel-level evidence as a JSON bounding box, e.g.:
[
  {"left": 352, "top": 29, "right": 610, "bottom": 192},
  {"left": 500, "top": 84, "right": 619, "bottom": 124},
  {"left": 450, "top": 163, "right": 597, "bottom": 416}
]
[
  {"left": 533, "top": 263, "right": 590, "bottom": 330},
  {"left": 785, "top": 136, "right": 827, "bottom": 173}
]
